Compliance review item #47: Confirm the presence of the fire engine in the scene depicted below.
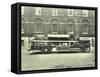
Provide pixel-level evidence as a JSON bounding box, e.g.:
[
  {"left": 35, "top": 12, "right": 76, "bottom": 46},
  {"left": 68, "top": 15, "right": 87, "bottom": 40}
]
[{"left": 28, "top": 33, "right": 90, "bottom": 53}]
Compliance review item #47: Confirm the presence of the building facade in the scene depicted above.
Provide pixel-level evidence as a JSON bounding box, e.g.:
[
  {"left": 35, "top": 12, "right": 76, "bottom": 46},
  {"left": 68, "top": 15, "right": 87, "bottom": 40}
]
[{"left": 21, "top": 6, "right": 95, "bottom": 37}]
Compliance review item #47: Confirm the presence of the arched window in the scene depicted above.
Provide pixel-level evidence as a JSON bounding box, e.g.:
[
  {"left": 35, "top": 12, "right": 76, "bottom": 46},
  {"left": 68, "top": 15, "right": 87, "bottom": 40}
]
[
  {"left": 34, "top": 18, "right": 43, "bottom": 33},
  {"left": 67, "top": 19, "right": 75, "bottom": 34},
  {"left": 51, "top": 19, "right": 59, "bottom": 33},
  {"left": 82, "top": 19, "right": 89, "bottom": 34}
]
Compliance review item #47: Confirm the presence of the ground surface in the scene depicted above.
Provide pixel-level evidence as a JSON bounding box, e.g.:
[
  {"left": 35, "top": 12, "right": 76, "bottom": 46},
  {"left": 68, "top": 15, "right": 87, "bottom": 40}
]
[{"left": 21, "top": 47, "right": 95, "bottom": 71}]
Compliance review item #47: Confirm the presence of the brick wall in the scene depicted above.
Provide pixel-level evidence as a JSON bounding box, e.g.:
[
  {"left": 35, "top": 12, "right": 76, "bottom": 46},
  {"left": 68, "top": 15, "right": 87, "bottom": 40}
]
[{"left": 21, "top": 6, "right": 95, "bottom": 37}]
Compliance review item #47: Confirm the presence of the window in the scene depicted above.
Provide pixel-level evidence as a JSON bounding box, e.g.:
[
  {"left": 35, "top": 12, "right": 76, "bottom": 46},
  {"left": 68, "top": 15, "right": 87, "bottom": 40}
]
[
  {"left": 52, "top": 9, "right": 58, "bottom": 16},
  {"left": 52, "top": 24, "right": 58, "bottom": 32},
  {"left": 68, "top": 9, "right": 73, "bottom": 16},
  {"left": 82, "top": 25, "right": 88, "bottom": 34},
  {"left": 68, "top": 25, "right": 73, "bottom": 34},
  {"left": 21, "top": 6, "right": 24, "bottom": 15},
  {"left": 35, "top": 7, "right": 41, "bottom": 15},
  {"left": 51, "top": 19, "right": 59, "bottom": 33},
  {"left": 35, "top": 24, "right": 42, "bottom": 32},
  {"left": 34, "top": 18, "right": 42, "bottom": 33},
  {"left": 82, "top": 19, "right": 89, "bottom": 34},
  {"left": 82, "top": 10, "right": 88, "bottom": 17},
  {"left": 67, "top": 19, "right": 74, "bottom": 34}
]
